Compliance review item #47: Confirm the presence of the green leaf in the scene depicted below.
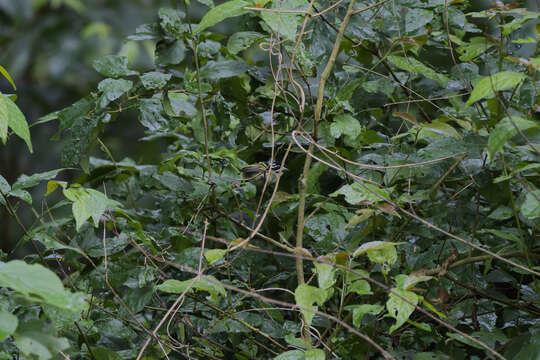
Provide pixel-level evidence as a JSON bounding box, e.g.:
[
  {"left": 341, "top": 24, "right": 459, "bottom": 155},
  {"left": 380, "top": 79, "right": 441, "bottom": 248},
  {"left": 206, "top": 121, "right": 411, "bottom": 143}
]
[
  {"left": 158, "top": 8, "right": 187, "bottom": 37},
  {"left": 294, "top": 284, "right": 327, "bottom": 327},
  {"left": 3, "top": 95, "right": 32, "bottom": 153},
  {"left": 13, "top": 321, "right": 70, "bottom": 360},
  {"left": 330, "top": 182, "right": 390, "bottom": 205},
  {"left": 8, "top": 189, "right": 32, "bottom": 204},
  {"left": 456, "top": 37, "right": 496, "bottom": 61},
  {"left": 487, "top": 117, "right": 538, "bottom": 159},
  {"left": 306, "top": 162, "right": 328, "bottom": 194},
  {"left": 157, "top": 275, "right": 226, "bottom": 302},
  {"left": 165, "top": 93, "right": 198, "bottom": 117},
  {"left": 98, "top": 78, "right": 133, "bottom": 101},
  {"left": 194, "top": 0, "right": 250, "bottom": 34},
  {"left": 63, "top": 187, "right": 122, "bottom": 231},
  {"left": 90, "top": 347, "right": 123, "bottom": 360},
  {"left": 227, "top": 31, "right": 264, "bottom": 54},
  {"left": 345, "top": 304, "right": 384, "bottom": 327},
  {"left": 521, "top": 188, "right": 540, "bottom": 220},
  {"left": 155, "top": 40, "right": 186, "bottom": 66},
  {"left": 330, "top": 114, "right": 362, "bottom": 139},
  {"left": 465, "top": 71, "right": 526, "bottom": 107},
  {"left": 405, "top": 8, "right": 434, "bottom": 33},
  {"left": 305, "top": 349, "right": 325, "bottom": 360},
  {"left": 0, "top": 65, "right": 16, "bottom": 90},
  {"left": 274, "top": 350, "right": 305, "bottom": 360},
  {"left": 205, "top": 249, "right": 227, "bottom": 264},
  {"left": 418, "top": 121, "right": 461, "bottom": 139},
  {"left": 199, "top": 60, "right": 249, "bottom": 80},
  {"left": 353, "top": 241, "right": 398, "bottom": 274},
  {"left": 386, "top": 289, "right": 419, "bottom": 334},
  {"left": 140, "top": 72, "right": 172, "bottom": 90},
  {"left": 398, "top": 275, "right": 433, "bottom": 290},
  {"left": 388, "top": 55, "right": 449, "bottom": 86},
  {"left": 0, "top": 93, "right": 7, "bottom": 144},
  {"left": 0, "top": 174, "right": 10, "bottom": 193},
  {"left": 501, "top": 14, "right": 537, "bottom": 36},
  {"left": 93, "top": 55, "right": 138, "bottom": 78},
  {"left": 0, "top": 260, "right": 87, "bottom": 312},
  {"left": 347, "top": 280, "right": 372, "bottom": 296},
  {"left": 260, "top": 0, "right": 304, "bottom": 40},
  {"left": 12, "top": 169, "right": 63, "bottom": 191},
  {"left": 0, "top": 310, "right": 17, "bottom": 342},
  {"left": 313, "top": 262, "right": 336, "bottom": 290}
]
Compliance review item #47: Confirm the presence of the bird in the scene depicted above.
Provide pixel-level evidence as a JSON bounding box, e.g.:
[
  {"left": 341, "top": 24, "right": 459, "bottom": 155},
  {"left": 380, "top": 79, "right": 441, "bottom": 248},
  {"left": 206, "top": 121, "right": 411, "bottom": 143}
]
[{"left": 240, "top": 161, "right": 287, "bottom": 183}]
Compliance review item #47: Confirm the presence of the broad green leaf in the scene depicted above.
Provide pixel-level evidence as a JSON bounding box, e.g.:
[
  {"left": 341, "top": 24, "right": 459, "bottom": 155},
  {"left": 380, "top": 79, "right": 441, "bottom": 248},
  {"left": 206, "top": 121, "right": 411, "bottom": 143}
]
[
  {"left": 91, "top": 347, "right": 123, "bottom": 360},
  {"left": 397, "top": 274, "right": 433, "bottom": 290},
  {"left": 0, "top": 260, "right": 87, "bottom": 312},
  {"left": 205, "top": 249, "right": 227, "bottom": 264},
  {"left": 306, "top": 162, "right": 328, "bottom": 194},
  {"left": 31, "top": 232, "right": 84, "bottom": 255},
  {"left": 330, "top": 182, "right": 390, "bottom": 205},
  {"left": 0, "top": 65, "right": 16, "bottom": 90},
  {"left": 93, "top": 55, "right": 138, "bottom": 78},
  {"left": 330, "top": 114, "right": 362, "bottom": 139},
  {"left": 98, "top": 78, "right": 133, "bottom": 101},
  {"left": 456, "top": 37, "right": 495, "bottom": 61},
  {"left": 199, "top": 60, "right": 249, "bottom": 80},
  {"left": 0, "top": 310, "right": 17, "bottom": 342},
  {"left": 196, "top": 0, "right": 214, "bottom": 7},
  {"left": 45, "top": 180, "right": 67, "bottom": 196},
  {"left": 227, "top": 31, "right": 264, "bottom": 54},
  {"left": 8, "top": 189, "right": 32, "bottom": 204},
  {"left": 158, "top": 8, "right": 187, "bottom": 37},
  {"left": 155, "top": 40, "right": 186, "bottom": 66},
  {"left": 347, "top": 280, "right": 372, "bottom": 296},
  {"left": 0, "top": 174, "right": 10, "bottom": 193},
  {"left": 274, "top": 350, "right": 305, "bottom": 360},
  {"left": 12, "top": 169, "right": 63, "bottom": 191},
  {"left": 353, "top": 241, "right": 398, "bottom": 274},
  {"left": 405, "top": 8, "right": 433, "bottom": 33},
  {"left": 194, "top": 0, "right": 250, "bottom": 34},
  {"left": 140, "top": 72, "right": 172, "bottom": 90},
  {"left": 0, "top": 93, "right": 7, "bottom": 143},
  {"left": 418, "top": 121, "right": 461, "bottom": 139},
  {"left": 63, "top": 187, "right": 122, "bottom": 230},
  {"left": 13, "top": 321, "right": 70, "bottom": 360},
  {"left": 305, "top": 349, "right": 325, "bottom": 360},
  {"left": 345, "top": 304, "right": 384, "bottom": 327},
  {"left": 156, "top": 275, "right": 226, "bottom": 302},
  {"left": 487, "top": 116, "right": 538, "bottom": 159},
  {"left": 521, "top": 188, "right": 540, "bottom": 220},
  {"left": 386, "top": 289, "right": 419, "bottom": 334},
  {"left": 165, "top": 93, "right": 198, "bottom": 117},
  {"left": 465, "top": 71, "right": 526, "bottom": 107},
  {"left": 501, "top": 14, "right": 537, "bottom": 36},
  {"left": 4, "top": 95, "right": 32, "bottom": 153},
  {"left": 260, "top": 0, "right": 304, "bottom": 40},
  {"left": 388, "top": 55, "right": 449, "bottom": 86},
  {"left": 294, "top": 284, "right": 327, "bottom": 327},
  {"left": 313, "top": 261, "right": 336, "bottom": 290}
]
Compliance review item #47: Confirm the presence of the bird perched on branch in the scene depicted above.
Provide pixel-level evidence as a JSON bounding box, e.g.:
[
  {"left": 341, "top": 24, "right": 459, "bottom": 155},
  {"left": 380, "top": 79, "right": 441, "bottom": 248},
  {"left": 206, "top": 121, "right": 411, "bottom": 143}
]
[{"left": 240, "top": 161, "right": 287, "bottom": 183}]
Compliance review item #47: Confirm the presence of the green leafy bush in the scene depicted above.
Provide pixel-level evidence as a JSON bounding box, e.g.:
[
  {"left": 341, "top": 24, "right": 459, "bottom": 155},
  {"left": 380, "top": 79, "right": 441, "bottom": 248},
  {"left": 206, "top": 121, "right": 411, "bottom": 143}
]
[{"left": 1, "top": 1, "right": 540, "bottom": 359}]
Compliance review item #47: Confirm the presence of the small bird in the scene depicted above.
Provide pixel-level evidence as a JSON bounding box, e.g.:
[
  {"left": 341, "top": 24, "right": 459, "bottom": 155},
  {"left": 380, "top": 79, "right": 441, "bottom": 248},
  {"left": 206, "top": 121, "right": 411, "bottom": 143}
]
[{"left": 240, "top": 161, "right": 287, "bottom": 183}]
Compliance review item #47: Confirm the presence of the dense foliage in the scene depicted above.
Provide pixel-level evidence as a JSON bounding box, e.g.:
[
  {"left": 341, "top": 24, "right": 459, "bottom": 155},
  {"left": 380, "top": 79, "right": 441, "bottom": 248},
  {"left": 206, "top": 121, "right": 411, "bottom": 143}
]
[{"left": 1, "top": 0, "right": 540, "bottom": 359}]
